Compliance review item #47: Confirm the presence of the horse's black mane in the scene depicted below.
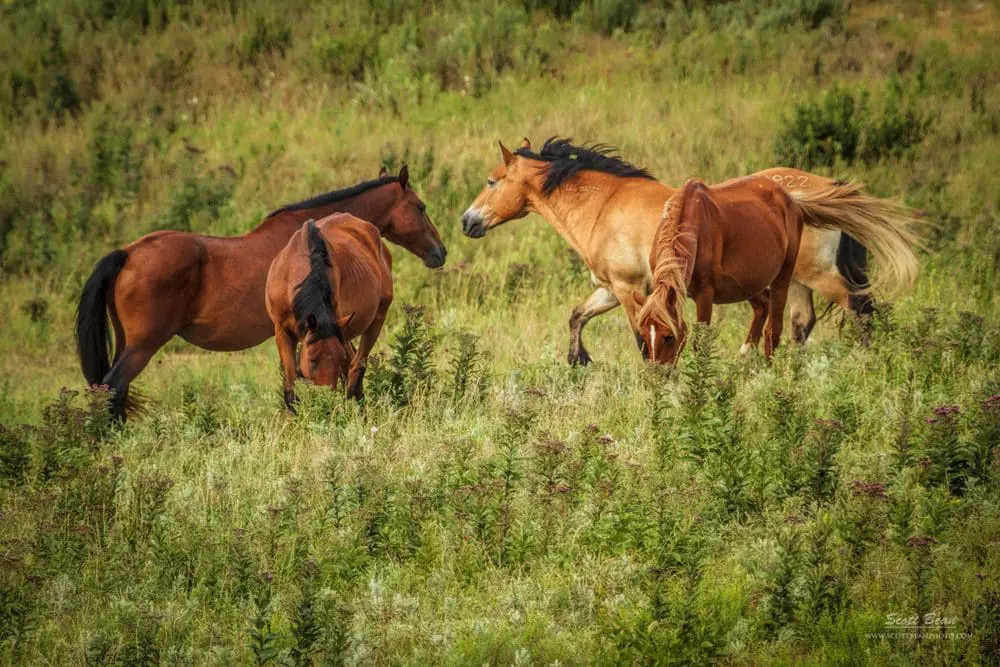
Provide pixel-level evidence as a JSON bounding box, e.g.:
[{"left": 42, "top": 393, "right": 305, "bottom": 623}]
[
  {"left": 266, "top": 175, "right": 399, "bottom": 220},
  {"left": 292, "top": 220, "right": 342, "bottom": 341},
  {"left": 514, "top": 137, "right": 655, "bottom": 195}
]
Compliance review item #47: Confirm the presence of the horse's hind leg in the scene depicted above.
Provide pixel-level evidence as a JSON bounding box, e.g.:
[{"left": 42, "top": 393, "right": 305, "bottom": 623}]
[
  {"left": 102, "top": 341, "right": 163, "bottom": 422},
  {"left": 788, "top": 281, "right": 816, "bottom": 344},
  {"left": 568, "top": 287, "right": 620, "bottom": 365},
  {"left": 741, "top": 291, "right": 769, "bottom": 355}
]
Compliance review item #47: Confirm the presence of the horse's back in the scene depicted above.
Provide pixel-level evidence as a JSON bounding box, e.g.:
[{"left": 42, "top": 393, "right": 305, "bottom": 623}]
[
  {"left": 690, "top": 176, "right": 800, "bottom": 302},
  {"left": 315, "top": 213, "right": 393, "bottom": 331},
  {"left": 316, "top": 213, "right": 389, "bottom": 278}
]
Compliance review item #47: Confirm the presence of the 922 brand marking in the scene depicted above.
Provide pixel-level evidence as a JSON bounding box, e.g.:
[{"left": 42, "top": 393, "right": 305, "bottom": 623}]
[{"left": 772, "top": 174, "right": 810, "bottom": 189}]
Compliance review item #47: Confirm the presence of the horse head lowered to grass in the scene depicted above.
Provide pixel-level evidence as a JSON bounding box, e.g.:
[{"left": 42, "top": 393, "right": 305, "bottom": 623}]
[{"left": 266, "top": 214, "right": 393, "bottom": 410}]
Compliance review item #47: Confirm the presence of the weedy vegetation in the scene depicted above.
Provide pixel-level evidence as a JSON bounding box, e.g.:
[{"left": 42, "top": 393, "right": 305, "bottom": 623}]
[{"left": 1, "top": 0, "right": 999, "bottom": 663}]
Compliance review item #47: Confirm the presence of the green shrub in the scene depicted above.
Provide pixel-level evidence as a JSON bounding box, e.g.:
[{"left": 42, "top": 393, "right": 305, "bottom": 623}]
[
  {"left": 522, "top": 0, "right": 583, "bottom": 20},
  {"left": 313, "top": 29, "right": 375, "bottom": 82},
  {"left": 574, "top": 0, "right": 641, "bottom": 36},
  {"left": 773, "top": 85, "right": 863, "bottom": 169},
  {"left": 774, "top": 79, "right": 933, "bottom": 169},
  {"left": 241, "top": 13, "right": 293, "bottom": 66},
  {"left": 757, "top": 0, "right": 845, "bottom": 30},
  {"left": 157, "top": 170, "right": 234, "bottom": 232}
]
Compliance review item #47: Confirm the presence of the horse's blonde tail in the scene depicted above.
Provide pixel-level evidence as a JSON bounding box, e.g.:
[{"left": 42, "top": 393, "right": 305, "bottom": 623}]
[{"left": 789, "top": 182, "right": 921, "bottom": 296}]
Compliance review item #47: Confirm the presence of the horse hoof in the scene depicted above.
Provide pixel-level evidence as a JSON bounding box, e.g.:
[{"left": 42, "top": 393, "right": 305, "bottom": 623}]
[{"left": 568, "top": 350, "right": 592, "bottom": 366}]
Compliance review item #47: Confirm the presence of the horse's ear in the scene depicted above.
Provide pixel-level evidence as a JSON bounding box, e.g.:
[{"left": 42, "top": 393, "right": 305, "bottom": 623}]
[
  {"left": 398, "top": 164, "right": 409, "bottom": 190},
  {"left": 336, "top": 312, "right": 355, "bottom": 330},
  {"left": 499, "top": 141, "right": 514, "bottom": 166},
  {"left": 305, "top": 314, "right": 317, "bottom": 332},
  {"left": 520, "top": 137, "right": 531, "bottom": 150},
  {"left": 378, "top": 165, "right": 388, "bottom": 178},
  {"left": 631, "top": 290, "right": 646, "bottom": 307}
]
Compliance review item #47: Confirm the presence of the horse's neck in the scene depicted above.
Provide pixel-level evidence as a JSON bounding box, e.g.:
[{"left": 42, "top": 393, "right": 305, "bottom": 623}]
[
  {"left": 249, "top": 188, "right": 394, "bottom": 246},
  {"left": 672, "top": 216, "right": 699, "bottom": 287},
  {"left": 528, "top": 184, "right": 614, "bottom": 260}
]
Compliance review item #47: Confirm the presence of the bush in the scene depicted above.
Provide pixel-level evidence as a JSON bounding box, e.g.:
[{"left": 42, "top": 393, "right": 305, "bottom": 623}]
[
  {"left": 774, "top": 79, "right": 932, "bottom": 169},
  {"left": 241, "top": 13, "right": 292, "bottom": 66},
  {"left": 523, "top": 0, "right": 583, "bottom": 20},
  {"left": 157, "top": 170, "right": 234, "bottom": 232},
  {"left": 757, "top": 0, "right": 845, "bottom": 30},
  {"left": 773, "top": 85, "right": 863, "bottom": 169},
  {"left": 574, "top": 0, "right": 641, "bottom": 36}
]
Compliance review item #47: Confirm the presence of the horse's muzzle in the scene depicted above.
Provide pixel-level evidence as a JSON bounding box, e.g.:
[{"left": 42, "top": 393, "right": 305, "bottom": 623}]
[
  {"left": 424, "top": 244, "right": 446, "bottom": 269},
  {"left": 461, "top": 210, "right": 487, "bottom": 238}
]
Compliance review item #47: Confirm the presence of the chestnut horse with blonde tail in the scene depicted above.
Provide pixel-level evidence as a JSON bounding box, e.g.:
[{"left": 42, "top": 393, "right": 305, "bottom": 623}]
[
  {"left": 462, "top": 137, "right": 919, "bottom": 364},
  {"left": 633, "top": 176, "right": 802, "bottom": 364},
  {"left": 76, "top": 166, "right": 444, "bottom": 421},
  {"left": 266, "top": 215, "right": 393, "bottom": 409}
]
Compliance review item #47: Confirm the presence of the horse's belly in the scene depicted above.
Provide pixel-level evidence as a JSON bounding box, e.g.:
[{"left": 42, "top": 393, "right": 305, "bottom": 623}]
[
  {"left": 178, "top": 315, "right": 274, "bottom": 351},
  {"left": 713, "top": 276, "right": 771, "bottom": 303}
]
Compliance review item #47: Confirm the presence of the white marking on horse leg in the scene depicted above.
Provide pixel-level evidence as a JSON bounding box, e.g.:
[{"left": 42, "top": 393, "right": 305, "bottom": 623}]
[{"left": 740, "top": 342, "right": 751, "bottom": 356}]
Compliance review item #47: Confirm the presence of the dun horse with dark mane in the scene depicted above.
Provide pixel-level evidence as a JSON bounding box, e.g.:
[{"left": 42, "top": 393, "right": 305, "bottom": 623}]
[
  {"left": 462, "top": 137, "right": 919, "bottom": 364},
  {"left": 76, "top": 166, "right": 444, "bottom": 420},
  {"left": 266, "top": 215, "right": 393, "bottom": 409}
]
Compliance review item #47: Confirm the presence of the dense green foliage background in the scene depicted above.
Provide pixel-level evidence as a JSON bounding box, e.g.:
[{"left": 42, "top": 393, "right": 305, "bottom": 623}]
[{"left": 1, "top": 0, "right": 999, "bottom": 663}]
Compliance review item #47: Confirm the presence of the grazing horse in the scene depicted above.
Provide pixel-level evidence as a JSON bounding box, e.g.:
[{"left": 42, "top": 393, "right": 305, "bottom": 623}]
[
  {"left": 76, "top": 166, "right": 444, "bottom": 421},
  {"left": 461, "top": 137, "right": 918, "bottom": 364},
  {"left": 633, "top": 176, "right": 802, "bottom": 364},
  {"left": 266, "top": 215, "right": 393, "bottom": 408}
]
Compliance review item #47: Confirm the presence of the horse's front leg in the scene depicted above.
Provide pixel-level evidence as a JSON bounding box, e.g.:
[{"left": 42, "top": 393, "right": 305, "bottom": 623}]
[
  {"left": 275, "top": 325, "right": 299, "bottom": 412},
  {"left": 694, "top": 287, "right": 715, "bottom": 324},
  {"left": 567, "top": 286, "right": 620, "bottom": 366},
  {"left": 346, "top": 308, "right": 388, "bottom": 401}
]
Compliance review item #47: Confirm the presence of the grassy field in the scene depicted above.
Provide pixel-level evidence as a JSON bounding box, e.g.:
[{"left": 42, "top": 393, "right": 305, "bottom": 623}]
[{"left": 2, "top": 0, "right": 1000, "bottom": 663}]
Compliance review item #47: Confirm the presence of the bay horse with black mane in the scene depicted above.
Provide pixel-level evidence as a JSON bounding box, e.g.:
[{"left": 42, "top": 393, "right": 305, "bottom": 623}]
[
  {"left": 266, "top": 215, "right": 393, "bottom": 409},
  {"left": 76, "top": 165, "right": 444, "bottom": 421},
  {"left": 633, "top": 176, "right": 802, "bottom": 364},
  {"left": 462, "top": 137, "right": 919, "bottom": 364}
]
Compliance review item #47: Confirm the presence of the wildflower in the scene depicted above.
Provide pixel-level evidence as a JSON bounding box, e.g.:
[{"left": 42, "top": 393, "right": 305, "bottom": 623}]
[
  {"left": 906, "top": 535, "right": 939, "bottom": 549},
  {"left": 849, "top": 480, "right": 887, "bottom": 499},
  {"left": 932, "top": 405, "right": 961, "bottom": 417}
]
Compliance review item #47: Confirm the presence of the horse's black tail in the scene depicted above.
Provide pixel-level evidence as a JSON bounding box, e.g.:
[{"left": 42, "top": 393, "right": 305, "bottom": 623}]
[
  {"left": 836, "top": 233, "right": 876, "bottom": 316},
  {"left": 75, "top": 249, "right": 129, "bottom": 385}
]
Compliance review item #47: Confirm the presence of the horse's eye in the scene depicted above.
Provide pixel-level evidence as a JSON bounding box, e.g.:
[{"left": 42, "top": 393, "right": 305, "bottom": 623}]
[
  {"left": 487, "top": 177, "right": 498, "bottom": 188},
  {"left": 416, "top": 203, "right": 426, "bottom": 212}
]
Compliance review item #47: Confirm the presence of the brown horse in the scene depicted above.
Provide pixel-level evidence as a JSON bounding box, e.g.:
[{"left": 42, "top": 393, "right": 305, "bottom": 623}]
[
  {"left": 633, "top": 176, "right": 802, "bottom": 364},
  {"left": 461, "top": 137, "right": 918, "bottom": 364},
  {"left": 266, "top": 215, "right": 393, "bottom": 409},
  {"left": 76, "top": 166, "right": 444, "bottom": 420}
]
